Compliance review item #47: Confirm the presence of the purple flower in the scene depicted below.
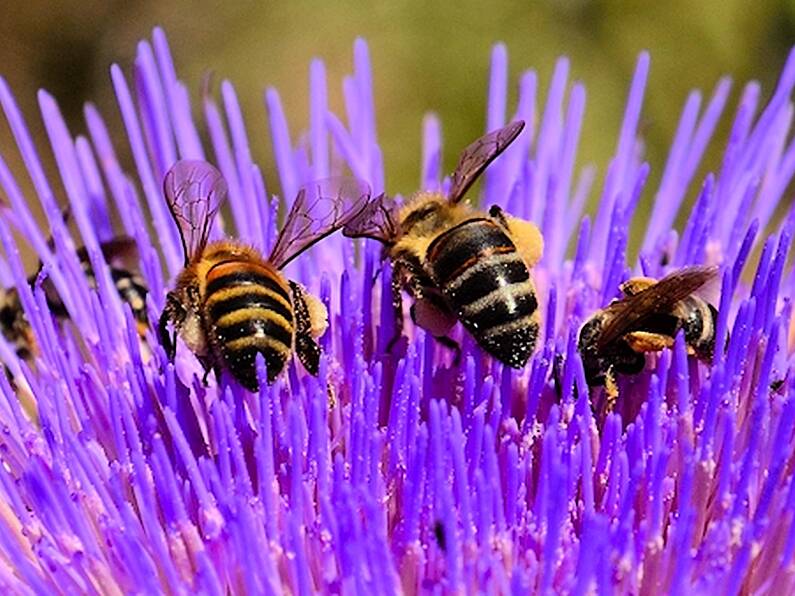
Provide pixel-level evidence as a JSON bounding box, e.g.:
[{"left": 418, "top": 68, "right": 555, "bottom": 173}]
[{"left": 0, "top": 26, "right": 792, "bottom": 594}]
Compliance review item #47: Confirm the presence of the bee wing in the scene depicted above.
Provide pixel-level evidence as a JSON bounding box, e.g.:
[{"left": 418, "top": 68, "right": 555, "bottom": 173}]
[
  {"left": 71, "top": 236, "right": 140, "bottom": 270},
  {"left": 596, "top": 265, "right": 719, "bottom": 350},
  {"left": 448, "top": 120, "right": 525, "bottom": 205},
  {"left": 693, "top": 270, "right": 722, "bottom": 306},
  {"left": 342, "top": 191, "right": 398, "bottom": 244},
  {"left": 98, "top": 236, "right": 140, "bottom": 268},
  {"left": 269, "top": 177, "right": 372, "bottom": 270},
  {"left": 163, "top": 160, "right": 227, "bottom": 266}
]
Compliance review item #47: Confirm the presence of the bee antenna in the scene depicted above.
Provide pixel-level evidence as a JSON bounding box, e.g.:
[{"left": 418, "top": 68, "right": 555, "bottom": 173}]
[{"left": 201, "top": 70, "right": 216, "bottom": 100}]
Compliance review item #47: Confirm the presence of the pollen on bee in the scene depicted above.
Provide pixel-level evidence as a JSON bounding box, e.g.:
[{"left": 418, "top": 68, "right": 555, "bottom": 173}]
[
  {"left": 505, "top": 216, "right": 543, "bottom": 267},
  {"left": 304, "top": 292, "right": 329, "bottom": 338},
  {"left": 180, "top": 313, "right": 208, "bottom": 355}
]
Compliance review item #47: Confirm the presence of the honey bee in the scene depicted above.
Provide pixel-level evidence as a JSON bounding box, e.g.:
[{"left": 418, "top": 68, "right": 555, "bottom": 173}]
[
  {"left": 343, "top": 121, "right": 543, "bottom": 368},
  {"left": 158, "top": 159, "right": 370, "bottom": 391},
  {"left": 578, "top": 265, "right": 719, "bottom": 395},
  {"left": 0, "top": 235, "right": 148, "bottom": 365},
  {"left": 0, "top": 288, "right": 35, "bottom": 362},
  {"left": 69, "top": 237, "right": 150, "bottom": 335}
]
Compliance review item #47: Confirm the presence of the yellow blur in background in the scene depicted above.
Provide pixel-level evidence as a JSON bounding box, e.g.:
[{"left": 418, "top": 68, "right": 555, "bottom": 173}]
[{"left": 0, "top": 0, "right": 792, "bottom": 264}]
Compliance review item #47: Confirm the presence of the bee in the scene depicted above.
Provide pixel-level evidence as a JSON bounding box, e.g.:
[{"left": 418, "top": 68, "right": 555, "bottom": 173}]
[
  {"left": 158, "top": 159, "right": 369, "bottom": 391},
  {"left": 343, "top": 121, "right": 543, "bottom": 368},
  {"left": 0, "top": 235, "right": 148, "bottom": 365},
  {"left": 68, "top": 237, "right": 150, "bottom": 335},
  {"left": 578, "top": 265, "right": 719, "bottom": 396},
  {"left": 0, "top": 287, "right": 35, "bottom": 362}
]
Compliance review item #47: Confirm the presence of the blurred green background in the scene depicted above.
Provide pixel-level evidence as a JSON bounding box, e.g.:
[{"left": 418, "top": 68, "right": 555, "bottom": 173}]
[{"left": 0, "top": 0, "right": 793, "bottom": 254}]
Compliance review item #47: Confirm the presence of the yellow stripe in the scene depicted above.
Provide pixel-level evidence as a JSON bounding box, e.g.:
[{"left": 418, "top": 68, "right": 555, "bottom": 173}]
[
  {"left": 481, "top": 314, "right": 539, "bottom": 339},
  {"left": 205, "top": 283, "right": 292, "bottom": 312},
  {"left": 461, "top": 281, "right": 536, "bottom": 317},
  {"left": 225, "top": 335, "right": 291, "bottom": 358},
  {"left": 445, "top": 252, "right": 524, "bottom": 292},
  {"left": 216, "top": 307, "right": 294, "bottom": 333}
]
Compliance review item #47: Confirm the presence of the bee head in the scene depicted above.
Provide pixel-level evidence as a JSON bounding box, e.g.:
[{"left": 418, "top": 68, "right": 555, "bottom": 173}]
[
  {"left": 0, "top": 289, "right": 28, "bottom": 336},
  {"left": 399, "top": 193, "right": 449, "bottom": 236}
]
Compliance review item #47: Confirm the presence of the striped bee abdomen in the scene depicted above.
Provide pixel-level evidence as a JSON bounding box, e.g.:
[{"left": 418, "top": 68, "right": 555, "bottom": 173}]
[
  {"left": 111, "top": 268, "right": 149, "bottom": 328},
  {"left": 74, "top": 260, "right": 150, "bottom": 332},
  {"left": 676, "top": 296, "right": 718, "bottom": 359},
  {"left": 0, "top": 290, "right": 36, "bottom": 361},
  {"left": 633, "top": 296, "right": 716, "bottom": 359},
  {"left": 427, "top": 218, "right": 538, "bottom": 368},
  {"left": 204, "top": 260, "right": 295, "bottom": 389}
]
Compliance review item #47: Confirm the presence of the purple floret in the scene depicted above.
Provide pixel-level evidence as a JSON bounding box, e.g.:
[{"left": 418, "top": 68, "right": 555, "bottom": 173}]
[{"left": 0, "top": 26, "right": 791, "bottom": 594}]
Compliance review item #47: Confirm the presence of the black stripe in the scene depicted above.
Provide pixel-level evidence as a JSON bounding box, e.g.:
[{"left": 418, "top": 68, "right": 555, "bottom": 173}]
[
  {"left": 674, "top": 297, "right": 704, "bottom": 343},
  {"left": 429, "top": 219, "right": 516, "bottom": 286},
  {"left": 460, "top": 288, "right": 538, "bottom": 331},
  {"left": 392, "top": 249, "right": 435, "bottom": 288},
  {"left": 205, "top": 269, "right": 291, "bottom": 302},
  {"left": 636, "top": 312, "right": 680, "bottom": 338},
  {"left": 111, "top": 268, "right": 144, "bottom": 287},
  {"left": 444, "top": 257, "right": 529, "bottom": 305},
  {"left": 112, "top": 269, "right": 149, "bottom": 321},
  {"left": 223, "top": 345, "right": 288, "bottom": 389},
  {"left": 209, "top": 292, "right": 293, "bottom": 325},
  {"left": 421, "top": 287, "right": 450, "bottom": 313},
  {"left": 216, "top": 317, "right": 293, "bottom": 348},
  {"left": 115, "top": 283, "right": 147, "bottom": 303},
  {"left": 691, "top": 304, "right": 718, "bottom": 359},
  {"left": 478, "top": 318, "right": 539, "bottom": 369}
]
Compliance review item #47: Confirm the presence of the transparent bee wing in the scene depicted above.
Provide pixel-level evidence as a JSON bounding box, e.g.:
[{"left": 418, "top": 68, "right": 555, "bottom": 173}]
[
  {"left": 448, "top": 120, "right": 525, "bottom": 205},
  {"left": 163, "top": 160, "right": 227, "bottom": 265},
  {"left": 596, "top": 265, "right": 719, "bottom": 350},
  {"left": 269, "top": 177, "right": 372, "bottom": 270},
  {"left": 342, "top": 191, "right": 398, "bottom": 245},
  {"left": 692, "top": 269, "right": 722, "bottom": 306}
]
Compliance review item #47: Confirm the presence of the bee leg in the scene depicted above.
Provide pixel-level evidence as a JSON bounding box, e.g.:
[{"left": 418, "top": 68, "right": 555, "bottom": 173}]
[
  {"left": 327, "top": 383, "right": 337, "bottom": 409},
  {"left": 435, "top": 336, "right": 462, "bottom": 365},
  {"left": 158, "top": 313, "right": 173, "bottom": 360},
  {"left": 195, "top": 356, "right": 218, "bottom": 386},
  {"left": 158, "top": 291, "right": 186, "bottom": 361},
  {"left": 2, "top": 365, "right": 13, "bottom": 387},
  {"left": 388, "top": 253, "right": 436, "bottom": 353},
  {"left": 296, "top": 334, "right": 321, "bottom": 375},
  {"left": 409, "top": 297, "right": 459, "bottom": 364},
  {"left": 158, "top": 314, "right": 176, "bottom": 362},
  {"left": 136, "top": 321, "right": 150, "bottom": 338},
  {"left": 624, "top": 331, "right": 674, "bottom": 353},
  {"left": 289, "top": 282, "right": 321, "bottom": 376},
  {"left": 604, "top": 366, "right": 619, "bottom": 412},
  {"left": 552, "top": 353, "right": 564, "bottom": 400},
  {"left": 386, "top": 264, "right": 406, "bottom": 353}
]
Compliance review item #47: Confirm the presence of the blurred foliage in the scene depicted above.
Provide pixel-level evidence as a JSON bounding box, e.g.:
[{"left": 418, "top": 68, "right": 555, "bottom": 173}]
[{"left": 0, "top": 0, "right": 793, "bottom": 264}]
